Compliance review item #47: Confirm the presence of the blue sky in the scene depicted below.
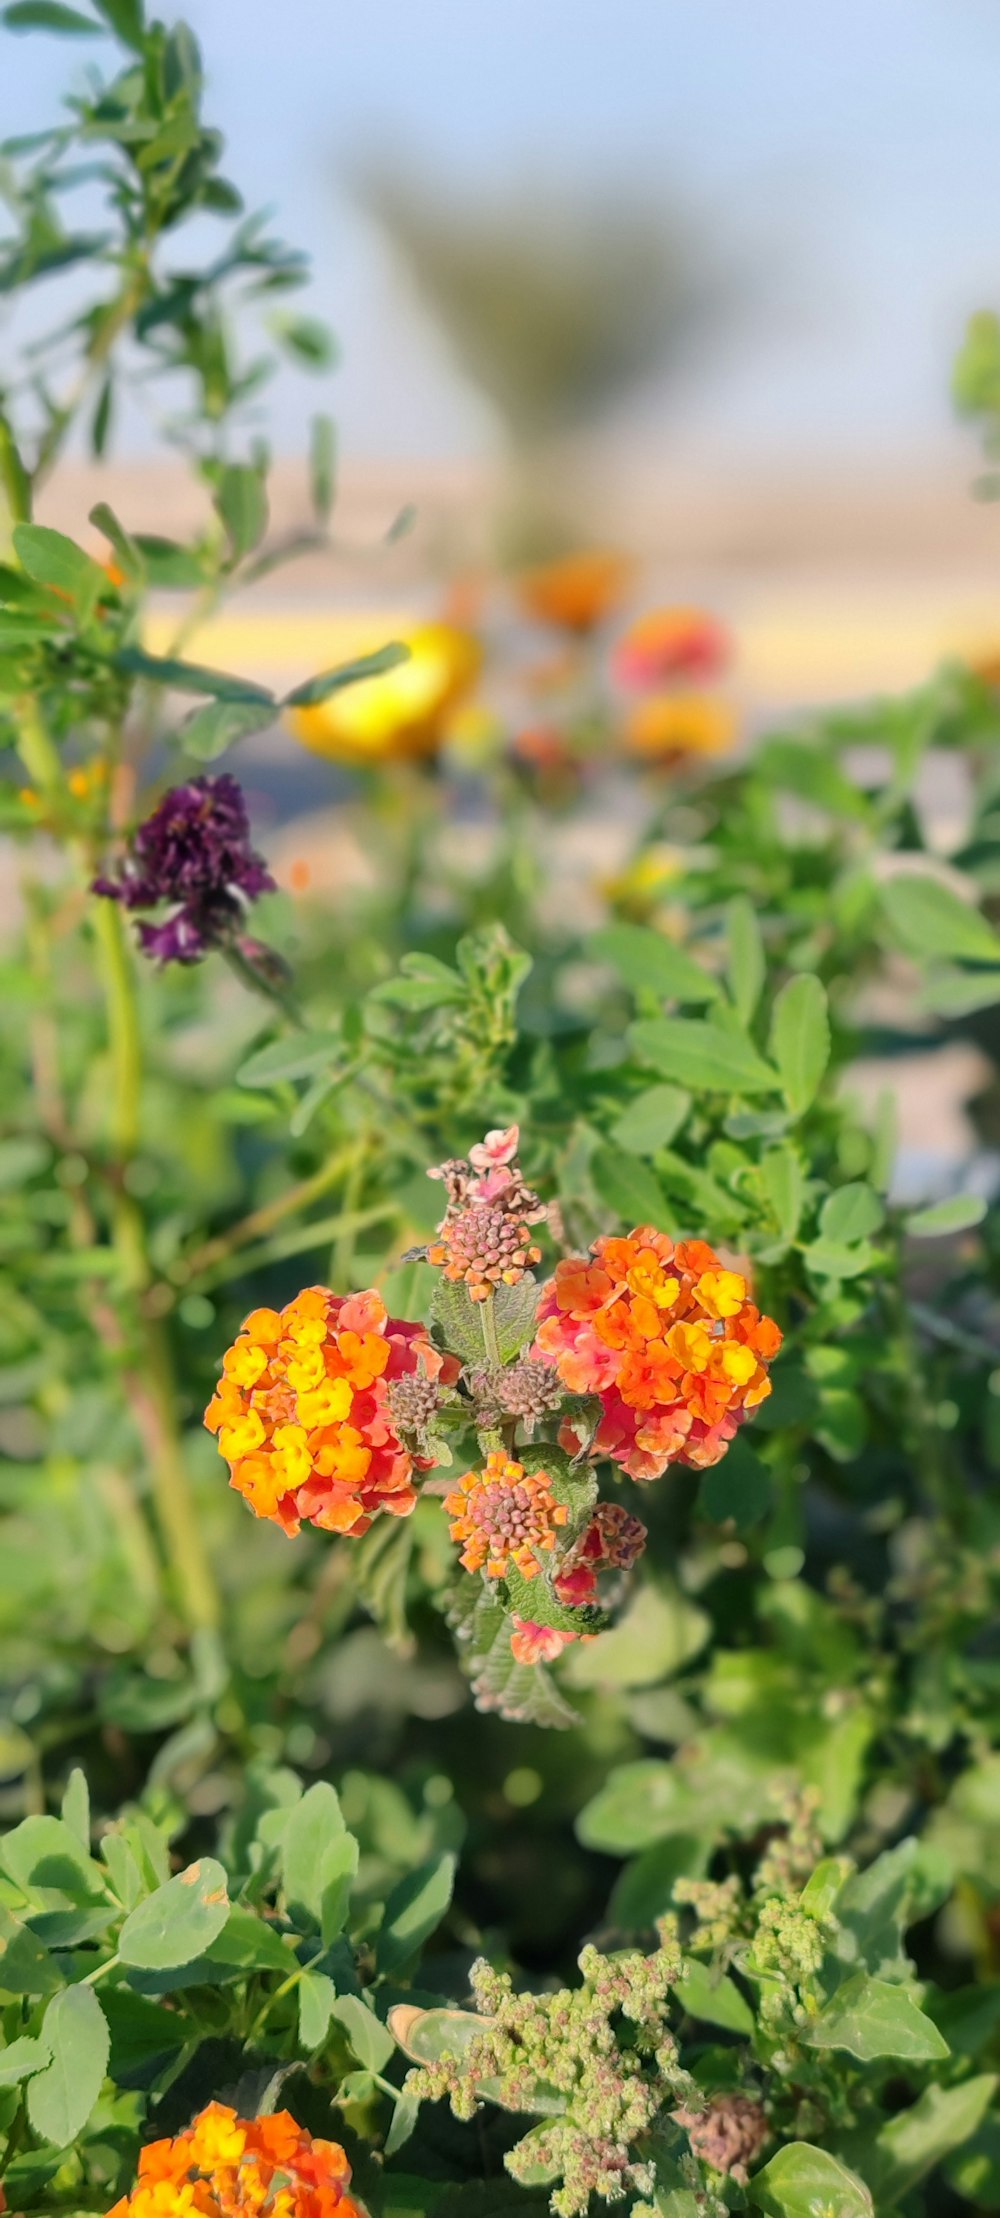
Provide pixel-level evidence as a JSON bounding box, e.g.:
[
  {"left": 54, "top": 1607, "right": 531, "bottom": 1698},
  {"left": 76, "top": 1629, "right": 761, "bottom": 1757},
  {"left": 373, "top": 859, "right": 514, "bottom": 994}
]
[{"left": 5, "top": 0, "right": 1000, "bottom": 463}]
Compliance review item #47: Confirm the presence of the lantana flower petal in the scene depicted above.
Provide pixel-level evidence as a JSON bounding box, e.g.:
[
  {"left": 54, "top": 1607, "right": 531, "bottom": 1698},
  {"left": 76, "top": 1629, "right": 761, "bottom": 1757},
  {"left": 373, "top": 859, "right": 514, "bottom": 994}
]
[
  {"left": 205, "top": 1287, "right": 458, "bottom": 1535},
  {"left": 534, "top": 1229, "right": 781, "bottom": 1481},
  {"left": 107, "top": 2102, "right": 365, "bottom": 2218}
]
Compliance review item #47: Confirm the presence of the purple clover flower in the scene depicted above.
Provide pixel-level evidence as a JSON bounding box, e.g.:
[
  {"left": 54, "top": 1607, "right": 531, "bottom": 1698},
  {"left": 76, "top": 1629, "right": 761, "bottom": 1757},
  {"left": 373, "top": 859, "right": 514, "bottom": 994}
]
[{"left": 93, "top": 774, "right": 275, "bottom": 964}]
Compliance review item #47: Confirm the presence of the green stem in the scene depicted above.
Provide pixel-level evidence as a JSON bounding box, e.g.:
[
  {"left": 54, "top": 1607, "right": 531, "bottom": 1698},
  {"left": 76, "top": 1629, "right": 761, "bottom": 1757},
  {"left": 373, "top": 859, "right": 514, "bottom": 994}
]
[
  {"left": 90, "top": 897, "right": 141, "bottom": 1162},
  {"left": 14, "top": 696, "right": 61, "bottom": 794}
]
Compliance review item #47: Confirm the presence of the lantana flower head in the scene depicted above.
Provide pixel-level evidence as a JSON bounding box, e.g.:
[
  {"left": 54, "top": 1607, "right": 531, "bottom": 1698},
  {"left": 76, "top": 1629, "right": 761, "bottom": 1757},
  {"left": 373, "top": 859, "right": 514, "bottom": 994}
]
[
  {"left": 613, "top": 606, "right": 730, "bottom": 690},
  {"left": 93, "top": 773, "right": 274, "bottom": 963},
  {"left": 534, "top": 1228, "right": 781, "bottom": 1481},
  {"left": 205, "top": 1287, "right": 458, "bottom": 1535},
  {"left": 509, "top": 1614, "right": 579, "bottom": 1665},
  {"left": 426, "top": 1124, "right": 548, "bottom": 1302},
  {"left": 623, "top": 696, "right": 736, "bottom": 764},
  {"left": 516, "top": 549, "right": 632, "bottom": 635},
  {"left": 553, "top": 1501, "right": 648, "bottom": 1605},
  {"left": 446, "top": 1451, "right": 568, "bottom": 1578},
  {"left": 107, "top": 2102, "right": 365, "bottom": 2218}
]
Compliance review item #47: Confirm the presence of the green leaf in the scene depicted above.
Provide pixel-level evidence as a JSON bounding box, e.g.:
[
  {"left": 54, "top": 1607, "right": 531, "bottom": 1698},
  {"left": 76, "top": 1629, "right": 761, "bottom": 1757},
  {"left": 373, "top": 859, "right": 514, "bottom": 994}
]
[
  {"left": 179, "top": 697, "right": 275, "bottom": 760},
  {"left": 946, "top": 2121, "right": 1000, "bottom": 2209},
  {"left": 612, "top": 1084, "right": 691, "bottom": 1155},
  {"left": 270, "top": 313, "right": 338, "bottom": 370},
  {"left": 89, "top": 0, "right": 143, "bottom": 46},
  {"left": 320, "top": 1833, "right": 359, "bottom": 1947},
  {"left": 377, "top": 1853, "right": 456, "bottom": 1975},
  {"left": 819, "top": 1182, "right": 884, "bottom": 1245},
  {"left": 576, "top": 1762, "right": 690, "bottom": 1854},
  {"left": 112, "top": 645, "right": 274, "bottom": 704},
  {"left": 431, "top": 1278, "right": 491, "bottom": 1365},
  {"left": 0, "top": 1905, "right": 63, "bottom": 1994},
  {"left": 205, "top": 1908, "right": 295, "bottom": 1973},
  {"left": 751, "top": 2143, "right": 873, "bottom": 2218},
  {"left": 214, "top": 464, "right": 269, "bottom": 564},
  {"left": 726, "top": 895, "right": 767, "bottom": 1023},
  {"left": 284, "top": 641, "right": 410, "bottom": 708},
  {"left": 629, "top": 1017, "right": 777, "bottom": 1096},
  {"left": 804, "top": 1973, "right": 949, "bottom": 2062},
  {"left": 0, "top": 2036, "right": 49, "bottom": 2087},
  {"left": 236, "top": 1032, "right": 339, "bottom": 1087},
  {"left": 491, "top": 1277, "right": 543, "bottom": 1362},
  {"left": 299, "top": 1969, "right": 337, "bottom": 2051},
  {"left": 700, "top": 1436, "right": 772, "bottom": 1529},
  {"left": 905, "top": 1194, "right": 987, "bottom": 1237},
  {"left": 310, "top": 413, "right": 336, "bottom": 523},
  {"left": 591, "top": 1147, "right": 666, "bottom": 1225},
  {"left": 12, "top": 523, "right": 106, "bottom": 617},
  {"left": 802, "top": 1238, "right": 878, "bottom": 1283},
  {"left": 870, "top": 2075, "right": 998, "bottom": 2202},
  {"left": 26, "top": 1986, "right": 109, "bottom": 2147},
  {"left": 589, "top": 924, "right": 719, "bottom": 1003},
  {"left": 609, "top": 1836, "right": 710, "bottom": 1930},
  {"left": 769, "top": 974, "right": 830, "bottom": 1115},
  {"left": 384, "top": 2090, "right": 421, "bottom": 2156},
  {"left": 675, "top": 1958, "right": 754, "bottom": 2034},
  {"left": 330, "top": 1994, "right": 394, "bottom": 2074},
  {"left": 564, "top": 1581, "right": 709, "bottom": 1691},
  {"left": 89, "top": 502, "right": 143, "bottom": 583},
  {"left": 881, "top": 872, "right": 1000, "bottom": 965},
  {"left": 281, "top": 1782, "right": 350, "bottom": 1929},
  {"left": 60, "top": 1769, "right": 89, "bottom": 1851},
  {"left": 760, "top": 1143, "right": 804, "bottom": 1243},
  {"left": 118, "top": 1857, "right": 229, "bottom": 1968},
  {"left": 3, "top": 2, "right": 102, "bottom": 32},
  {"left": 0, "top": 1814, "right": 104, "bottom": 1902}
]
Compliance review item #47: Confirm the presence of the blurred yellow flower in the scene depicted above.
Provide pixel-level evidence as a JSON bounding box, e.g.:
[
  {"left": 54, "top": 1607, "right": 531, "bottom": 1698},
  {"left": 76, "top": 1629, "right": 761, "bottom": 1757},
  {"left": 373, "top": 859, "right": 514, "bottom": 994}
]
[
  {"left": 600, "top": 844, "right": 684, "bottom": 917},
  {"left": 623, "top": 694, "right": 736, "bottom": 762},
  {"left": 287, "top": 621, "right": 481, "bottom": 765},
  {"left": 516, "top": 549, "right": 632, "bottom": 635}
]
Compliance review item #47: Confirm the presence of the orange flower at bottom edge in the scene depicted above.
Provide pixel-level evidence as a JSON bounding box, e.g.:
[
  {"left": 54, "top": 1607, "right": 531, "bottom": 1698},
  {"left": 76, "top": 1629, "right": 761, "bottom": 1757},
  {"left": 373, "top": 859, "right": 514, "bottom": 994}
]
[
  {"left": 445, "top": 1451, "right": 568, "bottom": 1578},
  {"left": 623, "top": 694, "right": 736, "bottom": 762},
  {"left": 107, "top": 2103, "right": 365, "bottom": 2218},
  {"left": 204, "top": 1286, "right": 458, "bottom": 1538}
]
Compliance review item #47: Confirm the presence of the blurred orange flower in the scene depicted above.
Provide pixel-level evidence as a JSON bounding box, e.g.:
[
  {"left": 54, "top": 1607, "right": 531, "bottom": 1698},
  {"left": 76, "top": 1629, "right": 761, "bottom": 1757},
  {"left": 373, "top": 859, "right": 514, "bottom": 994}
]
[
  {"left": 288, "top": 622, "right": 481, "bottom": 765},
  {"left": 516, "top": 550, "right": 632, "bottom": 635},
  {"left": 205, "top": 1286, "right": 457, "bottom": 1535},
  {"left": 623, "top": 694, "right": 736, "bottom": 762},
  {"left": 107, "top": 2102, "right": 365, "bottom": 2218},
  {"left": 613, "top": 606, "right": 730, "bottom": 689}
]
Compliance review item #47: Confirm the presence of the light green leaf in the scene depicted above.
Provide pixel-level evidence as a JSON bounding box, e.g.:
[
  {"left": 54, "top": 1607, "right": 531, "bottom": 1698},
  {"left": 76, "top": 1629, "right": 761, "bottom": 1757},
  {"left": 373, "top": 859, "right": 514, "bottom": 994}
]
[
  {"left": 0, "top": 1904, "right": 64, "bottom": 1994},
  {"left": 591, "top": 1147, "right": 666, "bottom": 1225},
  {"left": 751, "top": 2142, "right": 873, "bottom": 2218},
  {"left": 0, "top": 2035, "right": 49, "bottom": 2087},
  {"left": 564, "top": 1581, "right": 709, "bottom": 1691},
  {"left": 214, "top": 464, "right": 268, "bottom": 564},
  {"left": 13, "top": 523, "right": 106, "bottom": 617},
  {"left": 760, "top": 1143, "right": 804, "bottom": 1242},
  {"left": 26, "top": 1986, "right": 109, "bottom": 2147},
  {"left": 629, "top": 1017, "right": 778, "bottom": 1096},
  {"left": 676, "top": 1958, "right": 754, "bottom": 2034},
  {"left": 819, "top": 1182, "right": 884, "bottom": 1245},
  {"left": 331, "top": 1993, "right": 395, "bottom": 2074},
  {"left": 60, "top": 1768, "right": 89, "bottom": 1852},
  {"left": 236, "top": 1032, "right": 339, "bottom": 1088},
  {"left": 871, "top": 2074, "right": 997, "bottom": 2202},
  {"left": 284, "top": 641, "right": 411, "bottom": 708},
  {"left": 281, "top": 1782, "right": 348, "bottom": 1927},
  {"left": 590, "top": 924, "right": 719, "bottom": 1004},
  {"left": 299, "top": 1969, "right": 337, "bottom": 2051},
  {"left": 376, "top": 1853, "right": 455, "bottom": 1975},
  {"left": 905, "top": 1194, "right": 987, "bottom": 1237},
  {"left": 726, "top": 895, "right": 766, "bottom": 1023},
  {"left": 320, "top": 1833, "right": 359, "bottom": 1947},
  {"left": 3, "top": 4, "right": 102, "bottom": 34},
  {"left": 612, "top": 1084, "right": 691, "bottom": 1155},
  {"left": 769, "top": 974, "right": 830, "bottom": 1115},
  {"left": 804, "top": 1973, "right": 949, "bottom": 2062},
  {"left": 118, "top": 1857, "right": 229, "bottom": 1969},
  {"left": 881, "top": 872, "right": 1000, "bottom": 965},
  {"left": 179, "top": 697, "right": 275, "bottom": 760},
  {"left": 113, "top": 644, "right": 274, "bottom": 704}
]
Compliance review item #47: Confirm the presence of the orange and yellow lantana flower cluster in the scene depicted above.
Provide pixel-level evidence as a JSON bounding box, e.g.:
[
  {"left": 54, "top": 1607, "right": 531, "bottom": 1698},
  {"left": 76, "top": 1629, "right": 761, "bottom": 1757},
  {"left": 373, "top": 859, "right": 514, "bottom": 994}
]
[
  {"left": 107, "top": 2103, "right": 365, "bottom": 2218},
  {"left": 204, "top": 1287, "right": 457, "bottom": 1535},
  {"left": 445, "top": 1452, "right": 568, "bottom": 1579},
  {"left": 534, "top": 1229, "right": 781, "bottom": 1481}
]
